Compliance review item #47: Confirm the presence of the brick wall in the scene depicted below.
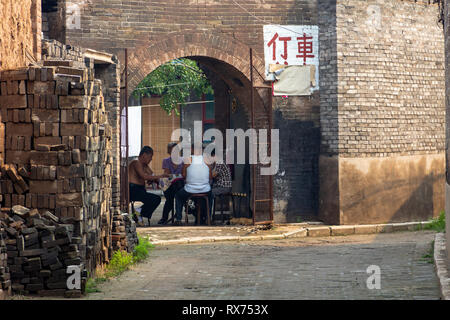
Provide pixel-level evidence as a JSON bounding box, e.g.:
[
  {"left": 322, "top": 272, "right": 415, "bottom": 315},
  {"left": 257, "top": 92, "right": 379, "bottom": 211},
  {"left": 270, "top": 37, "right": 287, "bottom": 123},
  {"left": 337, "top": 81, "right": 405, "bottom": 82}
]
[
  {"left": 61, "top": 0, "right": 318, "bottom": 94},
  {"left": 335, "top": 0, "right": 444, "bottom": 157},
  {"left": 318, "top": 0, "right": 339, "bottom": 156},
  {"left": 273, "top": 94, "right": 321, "bottom": 221},
  {"left": 0, "top": 0, "right": 42, "bottom": 168},
  {"left": 42, "top": 0, "right": 65, "bottom": 43},
  {"left": 319, "top": 0, "right": 446, "bottom": 225},
  {"left": 64, "top": 0, "right": 317, "bottom": 59},
  {"left": 444, "top": 0, "right": 450, "bottom": 264}
]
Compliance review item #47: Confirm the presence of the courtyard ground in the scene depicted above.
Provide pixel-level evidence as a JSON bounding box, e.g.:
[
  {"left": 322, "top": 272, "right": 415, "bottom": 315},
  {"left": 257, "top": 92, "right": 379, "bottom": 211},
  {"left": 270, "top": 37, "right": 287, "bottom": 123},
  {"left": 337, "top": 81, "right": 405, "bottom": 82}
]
[{"left": 81, "top": 231, "right": 439, "bottom": 300}]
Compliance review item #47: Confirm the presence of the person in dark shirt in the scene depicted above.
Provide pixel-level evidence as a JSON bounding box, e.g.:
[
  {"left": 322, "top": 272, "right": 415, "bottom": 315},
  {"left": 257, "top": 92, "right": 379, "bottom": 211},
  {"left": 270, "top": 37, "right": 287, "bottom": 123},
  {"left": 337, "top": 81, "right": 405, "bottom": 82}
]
[
  {"left": 158, "top": 142, "right": 185, "bottom": 225},
  {"left": 207, "top": 149, "right": 232, "bottom": 218},
  {"left": 210, "top": 149, "right": 232, "bottom": 197}
]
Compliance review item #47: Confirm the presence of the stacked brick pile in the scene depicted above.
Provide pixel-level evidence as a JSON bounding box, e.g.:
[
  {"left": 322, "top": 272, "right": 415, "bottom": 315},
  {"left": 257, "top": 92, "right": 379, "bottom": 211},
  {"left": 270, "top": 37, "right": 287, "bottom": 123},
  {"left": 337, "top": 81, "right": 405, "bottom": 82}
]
[
  {"left": 0, "top": 205, "right": 85, "bottom": 296},
  {"left": 0, "top": 228, "right": 11, "bottom": 299},
  {"left": 0, "top": 164, "right": 30, "bottom": 208},
  {"left": 0, "top": 106, "right": 3, "bottom": 164},
  {"left": 42, "top": 40, "right": 85, "bottom": 67},
  {"left": 125, "top": 215, "right": 138, "bottom": 252},
  {"left": 41, "top": 39, "right": 122, "bottom": 217},
  {"left": 112, "top": 213, "right": 138, "bottom": 253},
  {"left": 0, "top": 63, "right": 116, "bottom": 284}
]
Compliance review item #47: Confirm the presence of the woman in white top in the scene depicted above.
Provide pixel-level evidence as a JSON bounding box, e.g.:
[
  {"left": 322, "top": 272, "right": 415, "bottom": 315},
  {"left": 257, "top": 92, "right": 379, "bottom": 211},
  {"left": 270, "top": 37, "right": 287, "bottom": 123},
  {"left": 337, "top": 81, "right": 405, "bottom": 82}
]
[{"left": 174, "top": 144, "right": 212, "bottom": 225}]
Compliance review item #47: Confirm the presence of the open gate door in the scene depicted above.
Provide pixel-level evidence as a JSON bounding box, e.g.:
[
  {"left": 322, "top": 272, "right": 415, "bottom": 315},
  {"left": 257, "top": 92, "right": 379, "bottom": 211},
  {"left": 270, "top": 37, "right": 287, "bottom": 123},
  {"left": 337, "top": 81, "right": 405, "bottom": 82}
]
[
  {"left": 119, "top": 49, "right": 130, "bottom": 213},
  {"left": 250, "top": 49, "right": 274, "bottom": 225}
]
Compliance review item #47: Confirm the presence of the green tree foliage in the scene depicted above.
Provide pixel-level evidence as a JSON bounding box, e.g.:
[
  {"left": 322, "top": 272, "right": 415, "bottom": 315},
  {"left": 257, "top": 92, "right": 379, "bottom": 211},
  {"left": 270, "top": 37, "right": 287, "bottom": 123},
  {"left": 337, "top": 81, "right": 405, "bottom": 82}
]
[{"left": 133, "top": 58, "right": 213, "bottom": 114}]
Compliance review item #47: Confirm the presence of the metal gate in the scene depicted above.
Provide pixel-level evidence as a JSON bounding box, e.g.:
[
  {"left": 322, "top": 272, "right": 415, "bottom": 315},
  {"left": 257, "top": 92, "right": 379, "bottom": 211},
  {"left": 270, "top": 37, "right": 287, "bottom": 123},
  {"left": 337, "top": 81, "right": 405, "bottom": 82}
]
[{"left": 250, "top": 49, "right": 274, "bottom": 225}]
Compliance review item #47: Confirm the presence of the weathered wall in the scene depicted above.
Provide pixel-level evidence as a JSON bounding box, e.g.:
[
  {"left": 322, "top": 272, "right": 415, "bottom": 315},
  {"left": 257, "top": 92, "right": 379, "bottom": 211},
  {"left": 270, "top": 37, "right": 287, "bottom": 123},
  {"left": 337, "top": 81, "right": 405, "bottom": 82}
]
[
  {"left": 0, "top": 0, "right": 41, "bottom": 71},
  {"left": 444, "top": 0, "right": 450, "bottom": 264},
  {"left": 63, "top": 0, "right": 316, "bottom": 62},
  {"left": 337, "top": 0, "right": 444, "bottom": 158},
  {"left": 92, "top": 61, "right": 121, "bottom": 211},
  {"left": 339, "top": 154, "right": 444, "bottom": 225},
  {"left": 42, "top": 0, "right": 66, "bottom": 43},
  {"left": 274, "top": 94, "right": 320, "bottom": 222},
  {"left": 319, "top": 0, "right": 446, "bottom": 224},
  {"left": 0, "top": 0, "right": 42, "bottom": 186}
]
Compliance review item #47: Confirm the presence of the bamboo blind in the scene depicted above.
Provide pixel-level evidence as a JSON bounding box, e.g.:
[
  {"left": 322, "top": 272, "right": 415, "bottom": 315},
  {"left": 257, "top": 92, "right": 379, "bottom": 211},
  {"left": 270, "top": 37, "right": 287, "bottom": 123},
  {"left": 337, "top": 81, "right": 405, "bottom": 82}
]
[{"left": 141, "top": 97, "right": 180, "bottom": 175}]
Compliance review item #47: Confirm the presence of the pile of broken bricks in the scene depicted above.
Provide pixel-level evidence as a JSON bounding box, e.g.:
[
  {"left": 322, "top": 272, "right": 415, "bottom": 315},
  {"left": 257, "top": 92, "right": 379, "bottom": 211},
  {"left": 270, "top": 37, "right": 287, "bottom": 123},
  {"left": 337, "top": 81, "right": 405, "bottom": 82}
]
[
  {"left": 0, "top": 205, "right": 86, "bottom": 297},
  {"left": 111, "top": 213, "right": 139, "bottom": 253},
  {"left": 0, "top": 164, "right": 30, "bottom": 207},
  {"left": 0, "top": 230, "right": 11, "bottom": 300}
]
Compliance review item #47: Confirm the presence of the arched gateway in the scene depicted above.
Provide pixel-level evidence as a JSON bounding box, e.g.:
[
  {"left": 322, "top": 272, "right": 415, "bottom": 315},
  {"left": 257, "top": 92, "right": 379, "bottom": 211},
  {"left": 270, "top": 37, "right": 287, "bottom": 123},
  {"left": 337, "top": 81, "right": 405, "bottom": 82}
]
[{"left": 127, "top": 32, "right": 266, "bottom": 91}]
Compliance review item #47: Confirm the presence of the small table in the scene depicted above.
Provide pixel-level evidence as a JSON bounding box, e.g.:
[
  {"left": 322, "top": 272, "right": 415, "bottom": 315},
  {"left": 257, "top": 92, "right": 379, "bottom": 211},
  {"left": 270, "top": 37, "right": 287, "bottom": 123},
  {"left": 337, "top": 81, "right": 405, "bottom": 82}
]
[{"left": 148, "top": 178, "right": 185, "bottom": 225}]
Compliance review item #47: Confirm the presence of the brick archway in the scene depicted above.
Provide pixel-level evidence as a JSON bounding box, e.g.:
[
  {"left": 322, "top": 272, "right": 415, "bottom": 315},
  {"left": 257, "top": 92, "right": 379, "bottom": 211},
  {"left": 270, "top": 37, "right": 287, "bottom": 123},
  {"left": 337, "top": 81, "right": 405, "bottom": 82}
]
[
  {"left": 125, "top": 30, "right": 271, "bottom": 140},
  {"left": 127, "top": 31, "right": 267, "bottom": 92},
  {"left": 125, "top": 31, "right": 273, "bottom": 224}
]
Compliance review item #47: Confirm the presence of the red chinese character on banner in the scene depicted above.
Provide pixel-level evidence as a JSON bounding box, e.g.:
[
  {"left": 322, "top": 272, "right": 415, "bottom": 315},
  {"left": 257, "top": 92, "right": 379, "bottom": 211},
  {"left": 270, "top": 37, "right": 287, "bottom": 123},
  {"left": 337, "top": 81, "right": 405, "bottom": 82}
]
[
  {"left": 267, "top": 33, "right": 292, "bottom": 65},
  {"left": 279, "top": 36, "right": 292, "bottom": 61},
  {"left": 267, "top": 33, "right": 279, "bottom": 61},
  {"left": 296, "top": 33, "right": 314, "bottom": 64}
]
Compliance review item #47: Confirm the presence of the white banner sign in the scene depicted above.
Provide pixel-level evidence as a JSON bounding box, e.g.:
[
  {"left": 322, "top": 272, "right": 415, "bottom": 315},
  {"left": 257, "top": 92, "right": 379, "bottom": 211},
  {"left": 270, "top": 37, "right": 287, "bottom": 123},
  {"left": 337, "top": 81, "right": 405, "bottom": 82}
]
[{"left": 263, "top": 25, "right": 319, "bottom": 89}]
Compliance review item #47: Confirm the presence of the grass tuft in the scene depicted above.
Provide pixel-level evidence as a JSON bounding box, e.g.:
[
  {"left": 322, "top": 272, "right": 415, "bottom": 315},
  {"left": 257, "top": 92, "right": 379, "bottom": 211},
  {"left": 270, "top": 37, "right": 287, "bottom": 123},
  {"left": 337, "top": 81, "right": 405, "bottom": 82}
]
[
  {"left": 421, "top": 240, "right": 435, "bottom": 264},
  {"left": 132, "top": 236, "right": 155, "bottom": 263},
  {"left": 85, "top": 235, "right": 154, "bottom": 294},
  {"left": 417, "top": 211, "right": 446, "bottom": 233}
]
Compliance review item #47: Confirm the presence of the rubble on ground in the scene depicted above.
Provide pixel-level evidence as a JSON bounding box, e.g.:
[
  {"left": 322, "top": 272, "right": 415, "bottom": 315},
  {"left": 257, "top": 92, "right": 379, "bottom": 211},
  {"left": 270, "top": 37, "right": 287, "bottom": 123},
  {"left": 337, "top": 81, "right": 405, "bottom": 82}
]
[{"left": 0, "top": 205, "right": 86, "bottom": 297}]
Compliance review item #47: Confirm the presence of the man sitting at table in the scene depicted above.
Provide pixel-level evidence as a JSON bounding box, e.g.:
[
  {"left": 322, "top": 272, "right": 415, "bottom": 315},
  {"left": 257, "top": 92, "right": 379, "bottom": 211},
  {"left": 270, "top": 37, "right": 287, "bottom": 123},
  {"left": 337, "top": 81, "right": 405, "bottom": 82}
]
[
  {"left": 129, "top": 146, "right": 167, "bottom": 225},
  {"left": 174, "top": 143, "right": 212, "bottom": 226}
]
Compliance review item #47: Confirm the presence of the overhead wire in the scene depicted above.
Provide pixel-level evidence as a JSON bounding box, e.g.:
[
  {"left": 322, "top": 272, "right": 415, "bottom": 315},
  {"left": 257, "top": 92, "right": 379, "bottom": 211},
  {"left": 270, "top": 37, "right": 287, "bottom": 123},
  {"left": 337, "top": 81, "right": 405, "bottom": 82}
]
[
  {"left": 134, "top": 82, "right": 190, "bottom": 91},
  {"left": 128, "top": 100, "right": 215, "bottom": 108},
  {"left": 171, "top": 59, "right": 208, "bottom": 78},
  {"left": 136, "top": 0, "right": 286, "bottom": 97}
]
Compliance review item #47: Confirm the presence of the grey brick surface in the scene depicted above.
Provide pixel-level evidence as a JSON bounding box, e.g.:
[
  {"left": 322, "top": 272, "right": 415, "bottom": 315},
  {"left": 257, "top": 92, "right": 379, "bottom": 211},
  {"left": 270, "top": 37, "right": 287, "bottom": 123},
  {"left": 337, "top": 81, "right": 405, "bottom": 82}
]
[{"left": 83, "top": 231, "right": 440, "bottom": 300}]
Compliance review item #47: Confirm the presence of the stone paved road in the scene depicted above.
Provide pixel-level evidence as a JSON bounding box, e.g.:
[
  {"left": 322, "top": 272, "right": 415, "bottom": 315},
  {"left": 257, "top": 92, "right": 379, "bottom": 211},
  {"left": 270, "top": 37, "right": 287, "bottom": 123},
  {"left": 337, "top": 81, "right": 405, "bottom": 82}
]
[{"left": 84, "top": 231, "right": 440, "bottom": 300}]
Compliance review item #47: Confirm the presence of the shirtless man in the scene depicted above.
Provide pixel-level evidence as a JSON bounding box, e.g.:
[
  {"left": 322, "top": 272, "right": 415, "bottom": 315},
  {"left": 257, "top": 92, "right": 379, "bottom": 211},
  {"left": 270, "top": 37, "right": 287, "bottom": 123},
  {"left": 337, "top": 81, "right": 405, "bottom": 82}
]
[{"left": 129, "top": 146, "right": 167, "bottom": 225}]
